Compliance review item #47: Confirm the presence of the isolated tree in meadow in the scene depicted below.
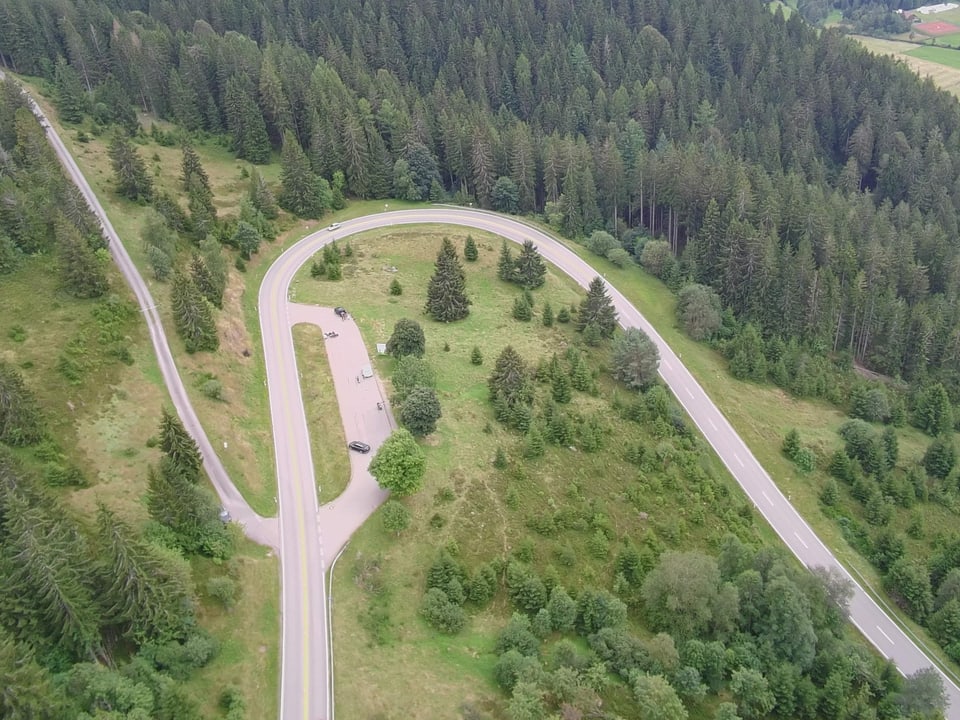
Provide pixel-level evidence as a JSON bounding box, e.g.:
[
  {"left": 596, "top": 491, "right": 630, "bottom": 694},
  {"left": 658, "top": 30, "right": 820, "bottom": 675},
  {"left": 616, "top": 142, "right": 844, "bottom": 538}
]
[
  {"left": 159, "top": 406, "right": 202, "bottom": 483},
  {"left": 464, "top": 235, "right": 479, "bottom": 261},
  {"left": 400, "top": 386, "right": 442, "bottom": 436},
  {"left": 497, "top": 240, "right": 515, "bottom": 282},
  {"left": 171, "top": 271, "right": 218, "bottom": 353},
  {"left": 387, "top": 318, "right": 426, "bottom": 358},
  {"left": 425, "top": 237, "right": 470, "bottom": 322},
  {"left": 392, "top": 356, "right": 436, "bottom": 403},
  {"left": 389, "top": 278, "right": 403, "bottom": 295},
  {"left": 180, "top": 142, "right": 211, "bottom": 197},
  {"left": 578, "top": 277, "right": 617, "bottom": 338},
  {"left": 369, "top": 428, "right": 427, "bottom": 497},
  {"left": 0, "top": 361, "right": 44, "bottom": 446},
  {"left": 108, "top": 131, "right": 152, "bottom": 201},
  {"left": 541, "top": 301, "right": 554, "bottom": 327},
  {"left": 513, "top": 240, "right": 546, "bottom": 289},
  {"left": 611, "top": 328, "right": 660, "bottom": 391},
  {"left": 512, "top": 295, "right": 532, "bottom": 321},
  {"left": 381, "top": 500, "right": 411, "bottom": 536}
]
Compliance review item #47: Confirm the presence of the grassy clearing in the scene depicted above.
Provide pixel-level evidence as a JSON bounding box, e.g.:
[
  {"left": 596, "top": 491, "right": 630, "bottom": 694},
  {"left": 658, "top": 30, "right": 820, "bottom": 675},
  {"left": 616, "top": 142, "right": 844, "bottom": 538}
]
[
  {"left": 853, "top": 35, "right": 960, "bottom": 95},
  {"left": 291, "top": 325, "right": 350, "bottom": 502},
  {"left": 192, "top": 539, "right": 280, "bottom": 719},
  {"left": 908, "top": 43, "right": 960, "bottom": 68},
  {"left": 322, "top": 227, "right": 770, "bottom": 718}
]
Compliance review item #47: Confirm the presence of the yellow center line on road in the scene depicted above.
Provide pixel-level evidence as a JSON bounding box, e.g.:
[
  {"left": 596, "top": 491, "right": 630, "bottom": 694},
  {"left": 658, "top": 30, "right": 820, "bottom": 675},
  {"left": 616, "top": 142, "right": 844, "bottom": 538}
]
[{"left": 272, "top": 250, "right": 317, "bottom": 718}]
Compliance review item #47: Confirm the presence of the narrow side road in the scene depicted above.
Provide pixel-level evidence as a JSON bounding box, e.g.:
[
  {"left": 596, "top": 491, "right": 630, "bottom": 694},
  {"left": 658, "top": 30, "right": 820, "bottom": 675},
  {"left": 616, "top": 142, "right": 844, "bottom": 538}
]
[{"left": 6, "top": 73, "right": 278, "bottom": 548}]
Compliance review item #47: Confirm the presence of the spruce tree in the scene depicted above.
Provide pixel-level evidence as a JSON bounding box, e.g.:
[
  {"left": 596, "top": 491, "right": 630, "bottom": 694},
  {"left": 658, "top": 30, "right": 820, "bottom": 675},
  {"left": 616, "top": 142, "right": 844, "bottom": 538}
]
[
  {"left": 232, "top": 221, "right": 262, "bottom": 260},
  {"left": 199, "top": 236, "right": 227, "bottom": 307},
  {"left": 190, "top": 254, "right": 219, "bottom": 308},
  {"left": 1, "top": 493, "right": 103, "bottom": 660},
  {"left": 224, "top": 75, "right": 271, "bottom": 164},
  {"left": 0, "top": 361, "right": 44, "bottom": 446},
  {"left": 425, "top": 237, "right": 471, "bottom": 322},
  {"left": 147, "top": 462, "right": 230, "bottom": 558},
  {"left": 249, "top": 169, "right": 279, "bottom": 219},
  {"left": 514, "top": 240, "right": 546, "bottom": 289},
  {"left": 95, "top": 505, "right": 193, "bottom": 642},
  {"left": 571, "top": 356, "right": 591, "bottom": 392},
  {"left": 171, "top": 271, "right": 219, "bottom": 353},
  {"left": 497, "top": 240, "right": 516, "bottom": 282},
  {"left": 551, "top": 365, "right": 572, "bottom": 403},
  {"left": 159, "top": 407, "right": 202, "bottom": 483},
  {"left": 464, "top": 235, "right": 479, "bottom": 261},
  {"left": 108, "top": 131, "right": 152, "bottom": 201},
  {"left": 180, "top": 142, "right": 211, "bottom": 196},
  {"left": 55, "top": 216, "right": 108, "bottom": 299},
  {"left": 54, "top": 56, "right": 87, "bottom": 123},
  {"left": 0, "top": 628, "right": 66, "bottom": 718},
  {"left": 279, "top": 130, "right": 324, "bottom": 218},
  {"left": 542, "top": 301, "right": 554, "bottom": 327},
  {"left": 578, "top": 277, "right": 617, "bottom": 338},
  {"left": 512, "top": 295, "right": 532, "bottom": 321},
  {"left": 181, "top": 143, "right": 217, "bottom": 237}
]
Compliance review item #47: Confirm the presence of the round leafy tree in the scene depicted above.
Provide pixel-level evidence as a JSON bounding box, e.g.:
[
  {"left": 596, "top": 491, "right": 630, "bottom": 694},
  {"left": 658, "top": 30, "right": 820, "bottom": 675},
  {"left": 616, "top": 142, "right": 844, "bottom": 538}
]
[
  {"left": 386, "top": 318, "right": 426, "bottom": 358},
  {"left": 369, "top": 428, "right": 427, "bottom": 497},
  {"left": 400, "top": 386, "right": 442, "bottom": 436}
]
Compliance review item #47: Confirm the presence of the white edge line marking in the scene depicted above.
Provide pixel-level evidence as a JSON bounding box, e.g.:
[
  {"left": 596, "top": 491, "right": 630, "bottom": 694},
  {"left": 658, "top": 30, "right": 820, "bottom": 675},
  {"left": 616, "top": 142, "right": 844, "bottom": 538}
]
[{"left": 877, "top": 626, "right": 894, "bottom": 645}]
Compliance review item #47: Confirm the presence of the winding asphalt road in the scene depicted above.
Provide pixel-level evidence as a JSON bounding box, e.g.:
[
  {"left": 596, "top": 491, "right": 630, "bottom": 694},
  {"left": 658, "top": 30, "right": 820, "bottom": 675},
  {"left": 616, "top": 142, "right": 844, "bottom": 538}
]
[
  {"left": 17, "top": 62, "right": 956, "bottom": 715},
  {"left": 263, "top": 209, "right": 960, "bottom": 719}
]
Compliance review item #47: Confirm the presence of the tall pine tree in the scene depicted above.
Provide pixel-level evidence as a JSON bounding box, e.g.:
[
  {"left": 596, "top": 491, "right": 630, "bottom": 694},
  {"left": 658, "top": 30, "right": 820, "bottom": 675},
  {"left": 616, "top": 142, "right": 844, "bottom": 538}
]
[
  {"left": 279, "top": 130, "right": 327, "bottom": 218},
  {"left": 513, "top": 240, "right": 546, "bottom": 289},
  {"left": 170, "top": 271, "right": 218, "bottom": 353},
  {"left": 159, "top": 407, "right": 202, "bottom": 482},
  {"left": 578, "top": 276, "right": 618, "bottom": 338},
  {"left": 108, "top": 131, "right": 152, "bottom": 202},
  {"left": 55, "top": 215, "right": 108, "bottom": 299},
  {"left": 425, "top": 237, "right": 471, "bottom": 322},
  {"left": 95, "top": 505, "right": 193, "bottom": 642}
]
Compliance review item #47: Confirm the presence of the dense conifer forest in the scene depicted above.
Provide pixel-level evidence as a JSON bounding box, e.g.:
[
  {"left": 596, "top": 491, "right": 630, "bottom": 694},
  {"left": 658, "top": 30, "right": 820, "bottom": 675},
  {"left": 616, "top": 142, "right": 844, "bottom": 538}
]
[
  {"left": 6, "top": 0, "right": 960, "bottom": 398},
  {"left": 7, "top": 0, "right": 960, "bottom": 715}
]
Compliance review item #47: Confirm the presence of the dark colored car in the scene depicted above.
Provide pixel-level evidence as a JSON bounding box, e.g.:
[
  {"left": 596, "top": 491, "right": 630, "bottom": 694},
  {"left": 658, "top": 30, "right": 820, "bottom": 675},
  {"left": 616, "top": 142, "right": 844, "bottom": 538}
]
[
  {"left": 334, "top": 306, "right": 347, "bottom": 318},
  {"left": 348, "top": 441, "right": 371, "bottom": 453}
]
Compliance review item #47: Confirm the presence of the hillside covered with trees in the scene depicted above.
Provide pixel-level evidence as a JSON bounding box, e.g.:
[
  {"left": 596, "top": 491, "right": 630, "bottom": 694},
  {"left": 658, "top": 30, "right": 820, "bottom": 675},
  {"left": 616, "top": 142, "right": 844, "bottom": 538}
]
[
  {"left": 8, "top": 0, "right": 960, "bottom": 715},
  {"left": 5, "top": 0, "right": 960, "bottom": 397}
]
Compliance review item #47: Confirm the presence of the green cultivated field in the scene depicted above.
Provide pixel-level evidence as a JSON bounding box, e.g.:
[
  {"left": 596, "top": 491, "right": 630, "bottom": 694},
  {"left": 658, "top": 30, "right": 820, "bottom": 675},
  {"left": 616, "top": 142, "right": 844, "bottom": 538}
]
[
  {"left": 908, "top": 43, "right": 960, "bottom": 68},
  {"left": 853, "top": 35, "right": 960, "bottom": 96}
]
